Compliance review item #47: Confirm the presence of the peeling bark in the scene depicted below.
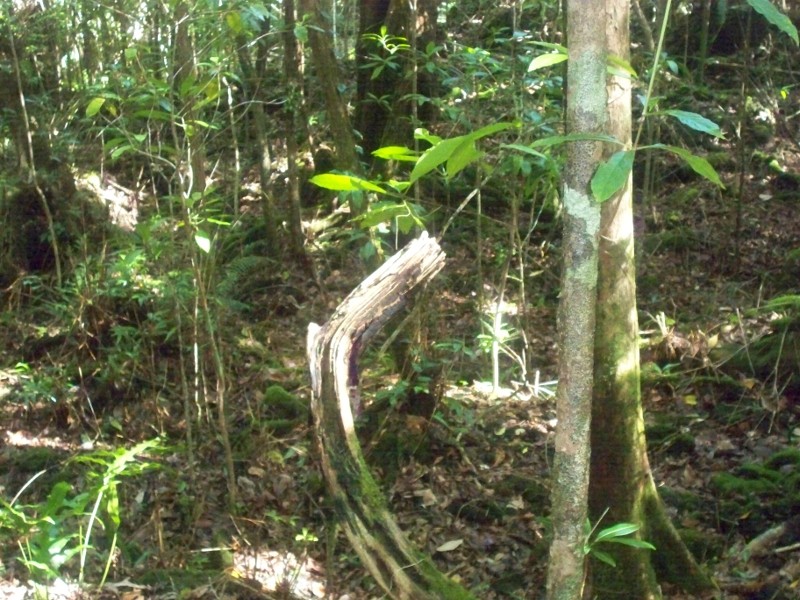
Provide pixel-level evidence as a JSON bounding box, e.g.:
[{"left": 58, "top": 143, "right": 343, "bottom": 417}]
[{"left": 307, "top": 233, "right": 476, "bottom": 600}]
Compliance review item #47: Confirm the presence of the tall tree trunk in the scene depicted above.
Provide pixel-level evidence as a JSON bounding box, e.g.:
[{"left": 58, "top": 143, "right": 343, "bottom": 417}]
[
  {"left": 237, "top": 17, "right": 279, "bottom": 254},
  {"left": 355, "top": 0, "right": 438, "bottom": 165},
  {"left": 587, "top": 0, "right": 717, "bottom": 597},
  {"left": 355, "top": 0, "right": 406, "bottom": 158},
  {"left": 545, "top": 1, "right": 606, "bottom": 598},
  {"left": 283, "top": 0, "right": 308, "bottom": 263},
  {"left": 300, "top": 0, "right": 361, "bottom": 176},
  {"left": 173, "top": 0, "right": 205, "bottom": 195}
]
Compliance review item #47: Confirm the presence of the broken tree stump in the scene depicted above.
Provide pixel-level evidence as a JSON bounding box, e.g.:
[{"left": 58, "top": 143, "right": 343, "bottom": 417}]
[{"left": 306, "top": 233, "right": 476, "bottom": 600}]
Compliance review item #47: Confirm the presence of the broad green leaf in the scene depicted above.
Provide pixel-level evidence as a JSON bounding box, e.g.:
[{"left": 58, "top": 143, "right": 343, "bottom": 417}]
[
  {"left": 591, "top": 549, "right": 617, "bottom": 567},
  {"left": 410, "top": 135, "right": 470, "bottom": 183},
  {"left": 447, "top": 143, "right": 483, "bottom": 179},
  {"left": 372, "top": 145, "right": 418, "bottom": 162},
  {"left": 358, "top": 202, "right": 411, "bottom": 229},
  {"left": 195, "top": 231, "right": 211, "bottom": 253},
  {"left": 592, "top": 150, "right": 634, "bottom": 202},
  {"left": 664, "top": 110, "right": 724, "bottom": 138},
  {"left": 309, "top": 173, "right": 386, "bottom": 194},
  {"left": 747, "top": 0, "right": 798, "bottom": 45},
  {"left": 410, "top": 122, "right": 519, "bottom": 184},
  {"left": 86, "top": 97, "right": 106, "bottom": 117},
  {"left": 124, "top": 47, "right": 137, "bottom": 61},
  {"left": 594, "top": 522, "right": 640, "bottom": 543},
  {"left": 651, "top": 144, "right": 725, "bottom": 187},
  {"left": 528, "top": 52, "right": 567, "bottom": 72},
  {"left": 395, "top": 214, "right": 418, "bottom": 235}
]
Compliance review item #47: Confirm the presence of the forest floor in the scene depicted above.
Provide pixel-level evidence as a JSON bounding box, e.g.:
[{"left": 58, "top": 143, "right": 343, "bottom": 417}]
[{"left": 1, "top": 136, "right": 800, "bottom": 600}]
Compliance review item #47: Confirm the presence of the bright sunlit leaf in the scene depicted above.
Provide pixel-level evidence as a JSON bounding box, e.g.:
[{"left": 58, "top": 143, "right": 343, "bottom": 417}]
[
  {"left": 372, "top": 146, "right": 418, "bottom": 162},
  {"left": 195, "top": 231, "right": 211, "bottom": 253},
  {"left": 86, "top": 97, "right": 106, "bottom": 117},
  {"left": 528, "top": 52, "right": 567, "bottom": 72},
  {"left": 309, "top": 173, "right": 386, "bottom": 194},
  {"left": 436, "top": 539, "right": 463, "bottom": 552}
]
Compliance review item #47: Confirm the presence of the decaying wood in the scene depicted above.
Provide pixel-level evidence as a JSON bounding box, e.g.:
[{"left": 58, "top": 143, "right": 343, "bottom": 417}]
[{"left": 307, "top": 233, "right": 476, "bottom": 600}]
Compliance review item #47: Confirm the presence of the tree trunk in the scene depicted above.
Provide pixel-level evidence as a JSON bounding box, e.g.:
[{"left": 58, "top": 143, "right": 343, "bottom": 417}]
[
  {"left": 355, "top": 0, "right": 439, "bottom": 166},
  {"left": 236, "top": 18, "right": 279, "bottom": 255},
  {"left": 355, "top": 0, "right": 407, "bottom": 158},
  {"left": 587, "top": 0, "right": 717, "bottom": 597},
  {"left": 545, "top": 2, "right": 606, "bottom": 598},
  {"left": 283, "top": 0, "right": 309, "bottom": 264},
  {"left": 300, "top": 0, "right": 361, "bottom": 176},
  {"left": 173, "top": 0, "right": 206, "bottom": 195},
  {"left": 307, "top": 234, "right": 476, "bottom": 600}
]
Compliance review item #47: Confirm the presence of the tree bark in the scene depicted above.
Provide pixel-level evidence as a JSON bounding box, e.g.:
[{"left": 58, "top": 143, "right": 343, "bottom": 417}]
[
  {"left": 307, "top": 233, "right": 476, "bottom": 600},
  {"left": 300, "top": 0, "right": 361, "bottom": 175},
  {"left": 283, "top": 0, "right": 308, "bottom": 264},
  {"left": 587, "top": 0, "right": 717, "bottom": 597},
  {"left": 545, "top": 2, "right": 605, "bottom": 597}
]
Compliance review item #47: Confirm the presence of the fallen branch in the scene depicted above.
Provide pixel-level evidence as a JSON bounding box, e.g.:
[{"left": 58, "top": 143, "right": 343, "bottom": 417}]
[{"left": 307, "top": 233, "right": 475, "bottom": 600}]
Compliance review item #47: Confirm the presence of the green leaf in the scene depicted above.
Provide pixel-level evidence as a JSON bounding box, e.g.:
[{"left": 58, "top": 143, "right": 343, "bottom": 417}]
[
  {"left": 388, "top": 179, "right": 412, "bottom": 193},
  {"left": 195, "top": 231, "right": 211, "bottom": 253},
  {"left": 591, "top": 549, "right": 617, "bottom": 567},
  {"left": 528, "top": 52, "right": 567, "bottom": 72},
  {"left": 652, "top": 144, "right": 725, "bottom": 187},
  {"left": 414, "top": 128, "right": 442, "bottom": 146},
  {"left": 358, "top": 202, "right": 410, "bottom": 229},
  {"left": 225, "top": 11, "right": 243, "bottom": 34},
  {"left": 664, "top": 110, "right": 724, "bottom": 138},
  {"left": 594, "top": 522, "right": 640, "bottom": 543},
  {"left": 607, "top": 54, "right": 638, "bottom": 78},
  {"left": 124, "top": 47, "right": 138, "bottom": 62},
  {"left": 410, "top": 136, "right": 469, "bottom": 183},
  {"left": 746, "top": 0, "right": 799, "bottom": 45},
  {"left": 86, "top": 97, "right": 106, "bottom": 117},
  {"left": 372, "top": 145, "right": 419, "bottom": 162},
  {"left": 409, "top": 122, "right": 519, "bottom": 184},
  {"left": 592, "top": 150, "right": 634, "bottom": 202},
  {"left": 605, "top": 537, "right": 656, "bottom": 550},
  {"left": 110, "top": 144, "right": 134, "bottom": 160},
  {"left": 447, "top": 143, "right": 483, "bottom": 179},
  {"left": 309, "top": 173, "right": 386, "bottom": 194},
  {"left": 501, "top": 143, "right": 547, "bottom": 160}
]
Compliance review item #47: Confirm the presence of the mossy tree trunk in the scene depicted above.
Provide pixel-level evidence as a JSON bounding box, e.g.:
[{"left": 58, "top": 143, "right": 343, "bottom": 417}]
[
  {"left": 307, "top": 234, "right": 476, "bottom": 600},
  {"left": 545, "top": 2, "right": 606, "bottom": 598},
  {"left": 587, "top": 0, "right": 717, "bottom": 597}
]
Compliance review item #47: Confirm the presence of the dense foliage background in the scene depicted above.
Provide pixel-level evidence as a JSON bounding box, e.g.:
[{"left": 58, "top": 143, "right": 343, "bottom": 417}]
[{"left": 1, "top": 0, "right": 799, "bottom": 597}]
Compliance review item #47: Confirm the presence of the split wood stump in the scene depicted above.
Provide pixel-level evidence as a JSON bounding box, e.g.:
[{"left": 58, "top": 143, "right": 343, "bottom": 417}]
[{"left": 306, "top": 233, "right": 476, "bottom": 600}]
